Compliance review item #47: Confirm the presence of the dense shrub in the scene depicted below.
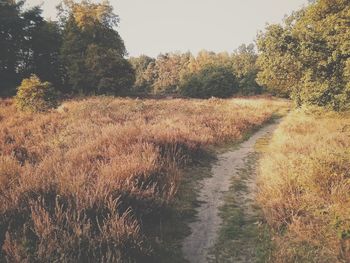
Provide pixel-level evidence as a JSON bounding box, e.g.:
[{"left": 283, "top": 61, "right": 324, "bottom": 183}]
[
  {"left": 15, "top": 75, "right": 58, "bottom": 112},
  {"left": 180, "top": 66, "right": 238, "bottom": 98}
]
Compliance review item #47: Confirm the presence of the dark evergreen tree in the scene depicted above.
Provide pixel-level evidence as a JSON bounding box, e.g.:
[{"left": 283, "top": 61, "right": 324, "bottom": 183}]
[{"left": 0, "top": 0, "right": 24, "bottom": 96}]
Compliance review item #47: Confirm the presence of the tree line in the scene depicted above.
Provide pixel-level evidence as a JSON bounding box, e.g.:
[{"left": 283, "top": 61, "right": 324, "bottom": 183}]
[
  {"left": 0, "top": 0, "right": 261, "bottom": 99},
  {"left": 129, "top": 46, "right": 261, "bottom": 98},
  {"left": 0, "top": 0, "right": 134, "bottom": 97},
  {"left": 1, "top": 0, "right": 349, "bottom": 110}
]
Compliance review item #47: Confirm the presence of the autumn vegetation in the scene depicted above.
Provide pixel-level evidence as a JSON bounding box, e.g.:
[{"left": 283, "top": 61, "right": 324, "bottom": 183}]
[
  {"left": 0, "top": 0, "right": 261, "bottom": 99},
  {"left": 0, "top": 0, "right": 349, "bottom": 262},
  {"left": 0, "top": 97, "right": 289, "bottom": 261},
  {"left": 258, "top": 108, "right": 350, "bottom": 262},
  {"left": 255, "top": 1, "right": 350, "bottom": 261}
]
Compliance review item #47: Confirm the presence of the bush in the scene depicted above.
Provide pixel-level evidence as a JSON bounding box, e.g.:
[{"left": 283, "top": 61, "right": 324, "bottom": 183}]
[
  {"left": 180, "top": 66, "right": 238, "bottom": 98},
  {"left": 15, "top": 75, "right": 58, "bottom": 112}
]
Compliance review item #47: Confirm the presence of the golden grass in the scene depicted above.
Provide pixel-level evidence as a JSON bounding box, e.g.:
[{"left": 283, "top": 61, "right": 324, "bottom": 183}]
[
  {"left": 0, "top": 96, "right": 289, "bottom": 261},
  {"left": 257, "top": 107, "right": 350, "bottom": 263}
]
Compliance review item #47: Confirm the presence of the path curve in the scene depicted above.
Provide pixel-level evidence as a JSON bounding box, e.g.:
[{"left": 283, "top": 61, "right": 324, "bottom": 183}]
[{"left": 182, "top": 121, "right": 280, "bottom": 263}]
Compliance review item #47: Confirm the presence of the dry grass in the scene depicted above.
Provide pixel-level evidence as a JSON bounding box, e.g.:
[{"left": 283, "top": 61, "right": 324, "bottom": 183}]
[
  {"left": 257, "top": 107, "right": 350, "bottom": 263},
  {"left": 0, "top": 96, "right": 289, "bottom": 262}
]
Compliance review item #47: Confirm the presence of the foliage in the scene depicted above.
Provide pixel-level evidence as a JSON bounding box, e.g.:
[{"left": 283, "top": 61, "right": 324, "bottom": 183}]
[
  {"left": 85, "top": 44, "right": 135, "bottom": 95},
  {"left": 129, "top": 49, "right": 263, "bottom": 97},
  {"left": 256, "top": 21, "right": 302, "bottom": 98},
  {"left": 21, "top": 10, "right": 64, "bottom": 90},
  {"left": 0, "top": 0, "right": 23, "bottom": 96},
  {"left": 257, "top": 0, "right": 350, "bottom": 110},
  {"left": 189, "top": 50, "right": 232, "bottom": 72},
  {"left": 0, "top": 0, "right": 263, "bottom": 98},
  {"left": 180, "top": 65, "right": 238, "bottom": 98},
  {"left": 0, "top": 1, "right": 63, "bottom": 96},
  {"left": 14, "top": 75, "right": 58, "bottom": 112},
  {"left": 257, "top": 108, "right": 350, "bottom": 262},
  {"left": 0, "top": 96, "right": 289, "bottom": 261},
  {"left": 232, "top": 44, "right": 262, "bottom": 95},
  {"left": 292, "top": 0, "right": 350, "bottom": 110},
  {"left": 59, "top": 0, "right": 133, "bottom": 95},
  {"left": 152, "top": 52, "right": 191, "bottom": 95},
  {"left": 129, "top": 55, "right": 156, "bottom": 94}
]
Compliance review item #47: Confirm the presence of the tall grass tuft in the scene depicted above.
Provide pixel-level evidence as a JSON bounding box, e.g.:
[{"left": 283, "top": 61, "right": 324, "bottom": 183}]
[
  {"left": 0, "top": 96, "right": 289, "bottom": 261},
  {"left": 257, "top": 107, "right": 350, "bottom": 262}
]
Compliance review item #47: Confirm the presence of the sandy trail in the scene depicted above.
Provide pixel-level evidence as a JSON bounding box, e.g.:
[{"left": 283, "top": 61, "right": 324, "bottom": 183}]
[{"left": 182, "top": 121, "right": 279, "bottom": 263}]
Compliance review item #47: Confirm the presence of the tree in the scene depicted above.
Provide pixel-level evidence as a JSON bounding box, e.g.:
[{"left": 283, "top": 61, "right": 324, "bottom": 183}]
[
  {"left": 129, "top": 55, "right": 156, "bottom": 94},
  {"left": 0, "top": 0, "right": 24, "bottom": 96},
  {"left": 20, "top": 7, "right": 64, "bottom": 90},
  {"left": 231, "top": 44, "right": 262, "bottom": 95},
  {"left": 257, "top": 0, "right": 350, "bottom": 110},
  {"left": 85, "top": 44, "right": 135, "bottom": 95},
  {"left": 292, "top": 0, "right": 350, "bottom": 110},
  {"left": 0, "top": 1, "right": 63, "bottom": 96},
  {"left": 152, "top": 52, "right": 191, "bottom": 94},
  {"left": 180, "top": 65, "right": 238, "bottom": 98},
  {"left": 59, "top": 0, "right": 134, "bottom": 95},
  {"left": 256, "top": 18, "right": 302, "bottom": 98},
  {"left": 188, "top": 50, "right": 232, "bottom": 74}
]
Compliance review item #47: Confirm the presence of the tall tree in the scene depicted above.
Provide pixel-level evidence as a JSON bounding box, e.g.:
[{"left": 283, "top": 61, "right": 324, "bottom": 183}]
[
  {"left": 256, "top": 15, "right": 303, "bottom": 98},
  {"left": 257, "top": 0, "right": 349, "bottom": 110},
  {"left": 0, "top": 0, "right": 24, "bottom": 96},
  {"left": 20, "top": 7, "right": 63, "bottom": 89},
  {"left": 59, "top": 0, "right": 134, "bottom": 95},
  {"left": 152, "top": 52, "right": 191, "bottom": 94},
  {"left": 0, "top": 1, "right": 63, "bottom": 95},
  {"left": 129, "top": 55, "right": 156, "bottom": 94},
  {"left": 292, "top": 0, "right": 350, "bottom": 109},
  {"left": 231, "top": 44, "right": 262, "bottom": 95}
]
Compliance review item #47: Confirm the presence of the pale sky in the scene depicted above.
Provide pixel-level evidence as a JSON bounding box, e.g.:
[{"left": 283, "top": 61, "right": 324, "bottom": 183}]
[{"left": 25, "top": 0, "right": 309, "bottom": 57}]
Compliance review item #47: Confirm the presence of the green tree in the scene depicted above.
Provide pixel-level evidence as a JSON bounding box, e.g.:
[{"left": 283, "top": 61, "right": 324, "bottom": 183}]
[
  {"left": 0, "top": 0, "right": 24, "bottom": 96},
  {"left": 0, "top": 1, "right": 63, "bottom": 96},
  {"left": 85, "top": 44, "right": 135, "bottom": 95},
  {"left": 231, "top": 44, "right": 262, "bottom": 95},
  {"left": 20, "top": 7, "right": 64, "bottom": 90},
  {"left": 180, "top": 65, "right": 238, "bottom": 98},
  {"left": 292, "top": 0, "right": 350, "bottom": 110},
  {"left": 257, "top": 0, "right": 349, "bottom": 110},
  {"left": 129, "top": 55, "right": 156, "bottom": 94},
  {"left": 152, "top": 52, "right": 191, "bottom": 94},
  {"left": 59, "top": 0, "right": 134, "bottom": 95},
  {"left": 188, "top": 50, "right": 232, "bottom": 74},
  {"left": 256, "top": 19, "right": 302, "bottom": 98}
]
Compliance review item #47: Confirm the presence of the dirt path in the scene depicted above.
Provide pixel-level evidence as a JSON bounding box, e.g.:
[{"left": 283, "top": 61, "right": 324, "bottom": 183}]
[{"left": 182, "top": 121, "right": 279, "bottom": 263}]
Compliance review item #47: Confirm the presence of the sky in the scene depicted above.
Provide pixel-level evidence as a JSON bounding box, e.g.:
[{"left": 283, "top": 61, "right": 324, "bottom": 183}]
[{"left": 25, "top": 0, "right": 309, "bottom": 57}]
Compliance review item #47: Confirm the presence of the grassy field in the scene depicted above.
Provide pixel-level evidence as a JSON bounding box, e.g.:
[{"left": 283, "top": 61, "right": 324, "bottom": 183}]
[
  {"left": 0, "top": 96, "right": 289, "bottom": 262},
  {"left": 257, "top": 107, "right": 350, "bottom": 262}
]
